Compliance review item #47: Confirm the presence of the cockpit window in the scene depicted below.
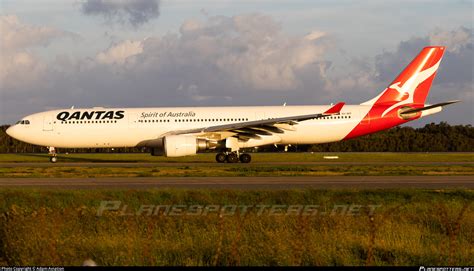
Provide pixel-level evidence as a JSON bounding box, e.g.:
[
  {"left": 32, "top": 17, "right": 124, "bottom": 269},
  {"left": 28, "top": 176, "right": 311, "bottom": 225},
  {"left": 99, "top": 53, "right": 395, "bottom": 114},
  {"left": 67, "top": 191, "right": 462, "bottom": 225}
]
[{"left": 17, "top": 120, "right": 30, "bottom": 125}]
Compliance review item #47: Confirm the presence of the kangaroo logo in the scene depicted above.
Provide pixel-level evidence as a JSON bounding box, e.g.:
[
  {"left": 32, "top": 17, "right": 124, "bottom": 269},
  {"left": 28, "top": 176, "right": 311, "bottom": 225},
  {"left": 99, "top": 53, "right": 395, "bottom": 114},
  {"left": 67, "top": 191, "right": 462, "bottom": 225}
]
[{"left": 381, "top": 58, "right": 441, "bottom": 117}]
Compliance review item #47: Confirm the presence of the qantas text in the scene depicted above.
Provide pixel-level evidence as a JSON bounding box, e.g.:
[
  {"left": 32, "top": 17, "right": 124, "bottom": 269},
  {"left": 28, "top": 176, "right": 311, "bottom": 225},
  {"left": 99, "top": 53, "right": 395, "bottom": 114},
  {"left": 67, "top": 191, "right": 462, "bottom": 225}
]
[{"left": 56, "top": 111, "right": 125, "bottom": 121}]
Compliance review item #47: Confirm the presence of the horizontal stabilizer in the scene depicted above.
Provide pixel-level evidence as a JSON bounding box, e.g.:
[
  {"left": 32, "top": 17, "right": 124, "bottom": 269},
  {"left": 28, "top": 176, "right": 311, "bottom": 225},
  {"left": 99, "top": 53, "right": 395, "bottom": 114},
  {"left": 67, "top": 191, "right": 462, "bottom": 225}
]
[{"left": 400, "top": 100, "right": 460, "bottom": 115}]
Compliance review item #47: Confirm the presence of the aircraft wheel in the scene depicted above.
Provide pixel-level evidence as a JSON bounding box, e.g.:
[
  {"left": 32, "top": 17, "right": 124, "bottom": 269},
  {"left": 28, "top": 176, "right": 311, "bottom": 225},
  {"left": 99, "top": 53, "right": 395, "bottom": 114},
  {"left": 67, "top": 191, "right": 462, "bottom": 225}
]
[
  {"left": 226, "top": 152, "right": 239, "bottom": 163},
  {"left": 239, "top": 153, "right": 251, "bottom": 163},
  {"left": 215, "top": 152, "right": 227, "bottom": 163},
  {"left": 50, "top": 156, "right": 58, "bottom": 163}
]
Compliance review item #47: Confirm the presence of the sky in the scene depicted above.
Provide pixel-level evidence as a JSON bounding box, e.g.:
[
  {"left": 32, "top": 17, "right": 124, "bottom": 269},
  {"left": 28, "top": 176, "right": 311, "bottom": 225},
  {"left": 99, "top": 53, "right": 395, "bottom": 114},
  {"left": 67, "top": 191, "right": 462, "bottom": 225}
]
[{"left": 0, "top": 0, "right": 473, "bottom": 126}]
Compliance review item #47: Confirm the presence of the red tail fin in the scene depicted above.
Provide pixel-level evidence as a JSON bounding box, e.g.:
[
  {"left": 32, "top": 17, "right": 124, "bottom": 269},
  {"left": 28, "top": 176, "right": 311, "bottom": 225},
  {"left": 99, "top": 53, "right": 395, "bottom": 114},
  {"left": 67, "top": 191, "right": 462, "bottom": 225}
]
[
  {"left": 363, "top": 46, "right": 445, "bottom": 112},
  {"left": 345, "top": 47, "right": 447, "bottom": 140}
]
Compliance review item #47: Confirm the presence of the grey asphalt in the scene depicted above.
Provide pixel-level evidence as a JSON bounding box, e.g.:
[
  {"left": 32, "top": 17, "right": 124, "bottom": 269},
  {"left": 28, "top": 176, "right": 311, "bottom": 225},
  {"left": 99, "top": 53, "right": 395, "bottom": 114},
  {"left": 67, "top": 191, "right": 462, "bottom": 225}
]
[{"left": 0, "top": 176, "right": 472, "bottom": 189}]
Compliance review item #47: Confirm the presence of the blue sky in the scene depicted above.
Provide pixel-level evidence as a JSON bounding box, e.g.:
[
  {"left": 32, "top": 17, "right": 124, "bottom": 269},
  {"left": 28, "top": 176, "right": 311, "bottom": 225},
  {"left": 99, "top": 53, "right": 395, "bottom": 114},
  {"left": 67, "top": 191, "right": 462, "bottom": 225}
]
[{"left": 0, "top": 0, "right": 473, "bottom": 125}]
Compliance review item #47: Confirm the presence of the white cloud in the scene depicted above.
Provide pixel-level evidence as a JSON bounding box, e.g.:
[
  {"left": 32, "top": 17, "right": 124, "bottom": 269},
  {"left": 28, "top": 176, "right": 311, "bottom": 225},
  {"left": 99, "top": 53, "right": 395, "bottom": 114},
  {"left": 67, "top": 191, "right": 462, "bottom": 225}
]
[
  {"left": 0, "top": 15, "right": 66, "bottom": 52},
  {"left": 93, "top": 14, "right": 331, "bottom": 91},
  {"left": 429, "top": 27, "right": 472, "bottom": 53},
  {"left": 96, "top": 40, "right": 144, "bottom": 64},
  {"left": 305, "top": 31, "right": 326, "bottom": 41},
  {"left": 0, "top": 15, "right": 72, "bottom": 90},
  {"left": 169, "top": 14, "right": 330, "bottom": 90}
]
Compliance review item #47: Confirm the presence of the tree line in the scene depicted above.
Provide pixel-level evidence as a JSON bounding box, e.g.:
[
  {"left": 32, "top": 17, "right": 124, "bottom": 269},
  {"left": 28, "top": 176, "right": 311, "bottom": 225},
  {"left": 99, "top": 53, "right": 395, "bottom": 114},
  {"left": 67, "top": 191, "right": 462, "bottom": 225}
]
[{"left": 1, "top": 122, "right": 473, "bottom": 153}]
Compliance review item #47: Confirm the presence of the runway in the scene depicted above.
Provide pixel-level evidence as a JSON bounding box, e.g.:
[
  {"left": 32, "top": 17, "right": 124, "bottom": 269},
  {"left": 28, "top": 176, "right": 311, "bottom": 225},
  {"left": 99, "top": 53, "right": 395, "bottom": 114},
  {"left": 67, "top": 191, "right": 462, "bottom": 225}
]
[{"left": 0, "top": 176, "right": 472, "bottom": 189}]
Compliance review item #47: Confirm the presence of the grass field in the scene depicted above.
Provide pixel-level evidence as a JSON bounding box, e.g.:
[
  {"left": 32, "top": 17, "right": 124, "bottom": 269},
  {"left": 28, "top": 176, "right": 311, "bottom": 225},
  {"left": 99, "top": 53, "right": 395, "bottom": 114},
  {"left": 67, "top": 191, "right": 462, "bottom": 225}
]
[
  {"left": 0, "top": 188, "right": 472, "bottom": 266},
  {"left": 1, "top": 152, "right": 473, "bottom": 163},
  {"left": 1, "top": 164, "right": 473, "bottom": 178}
]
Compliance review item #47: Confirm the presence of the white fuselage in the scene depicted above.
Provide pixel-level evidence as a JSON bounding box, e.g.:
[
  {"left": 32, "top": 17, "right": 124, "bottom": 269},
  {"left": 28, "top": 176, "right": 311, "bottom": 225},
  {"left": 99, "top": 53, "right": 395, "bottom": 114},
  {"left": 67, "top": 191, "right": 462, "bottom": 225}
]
[{"left": 7, "top": 105, "right": 370, "bottom": 149}]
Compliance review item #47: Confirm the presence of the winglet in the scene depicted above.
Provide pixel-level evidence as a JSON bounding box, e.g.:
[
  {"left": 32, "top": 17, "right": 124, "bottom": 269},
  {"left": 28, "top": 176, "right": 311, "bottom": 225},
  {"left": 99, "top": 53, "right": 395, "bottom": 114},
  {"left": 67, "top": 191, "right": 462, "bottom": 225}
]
[{"left": 324, "top": 102, "right": 345, "bottom": 114}]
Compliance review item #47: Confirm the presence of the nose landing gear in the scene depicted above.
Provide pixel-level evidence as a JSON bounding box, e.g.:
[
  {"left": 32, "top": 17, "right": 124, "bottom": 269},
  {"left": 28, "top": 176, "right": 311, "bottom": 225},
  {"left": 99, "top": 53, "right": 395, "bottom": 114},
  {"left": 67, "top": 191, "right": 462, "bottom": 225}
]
[
  {"left": 215, "top": 152, "right": 251, "bottom": 163},
  {"left": 48, "top": 147, "right": 58, "bottom": 163}
]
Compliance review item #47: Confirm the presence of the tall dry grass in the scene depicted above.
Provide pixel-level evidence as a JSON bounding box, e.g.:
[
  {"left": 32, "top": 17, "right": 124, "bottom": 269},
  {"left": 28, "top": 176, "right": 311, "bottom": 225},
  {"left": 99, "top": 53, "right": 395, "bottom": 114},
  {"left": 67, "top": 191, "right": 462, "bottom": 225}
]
[{"left": 0, "top": 189, "right": 472, "bottom": 266}]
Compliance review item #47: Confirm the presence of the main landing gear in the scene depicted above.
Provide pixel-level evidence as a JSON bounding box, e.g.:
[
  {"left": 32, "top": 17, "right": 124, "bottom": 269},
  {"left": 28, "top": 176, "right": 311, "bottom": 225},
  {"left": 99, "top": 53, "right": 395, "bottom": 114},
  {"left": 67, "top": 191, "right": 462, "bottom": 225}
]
[
  {"left": 215, "top": 152, "right": 251, "bottom": 163},
  {"left": 48, "top": 147, "right": 58, "bottom": 163}
]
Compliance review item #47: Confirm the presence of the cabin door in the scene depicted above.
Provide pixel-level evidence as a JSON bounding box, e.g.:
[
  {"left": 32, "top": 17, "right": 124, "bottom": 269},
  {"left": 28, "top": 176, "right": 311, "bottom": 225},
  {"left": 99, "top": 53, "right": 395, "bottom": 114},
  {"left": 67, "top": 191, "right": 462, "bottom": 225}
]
[{"left": 43, "top": 115, "right": 54, "bottom": 131}]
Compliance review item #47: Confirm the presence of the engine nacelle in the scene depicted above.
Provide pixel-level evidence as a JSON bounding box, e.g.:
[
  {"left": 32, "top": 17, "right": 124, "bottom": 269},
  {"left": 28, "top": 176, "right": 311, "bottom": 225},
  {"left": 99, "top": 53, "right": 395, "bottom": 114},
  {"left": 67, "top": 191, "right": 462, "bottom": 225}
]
[
  {"left": 163, "top": 135, "right": 215, "bottom": 157},
  {"left": 150, "top": 147, "right": 163, "bottom": 156}
]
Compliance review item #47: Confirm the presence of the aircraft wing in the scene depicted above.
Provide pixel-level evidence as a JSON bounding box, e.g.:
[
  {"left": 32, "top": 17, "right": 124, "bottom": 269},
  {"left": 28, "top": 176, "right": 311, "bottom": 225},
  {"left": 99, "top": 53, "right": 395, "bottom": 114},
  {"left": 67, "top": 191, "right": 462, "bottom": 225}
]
[{"left": 164, "top": 102, "right": 345, "bottom": 140}]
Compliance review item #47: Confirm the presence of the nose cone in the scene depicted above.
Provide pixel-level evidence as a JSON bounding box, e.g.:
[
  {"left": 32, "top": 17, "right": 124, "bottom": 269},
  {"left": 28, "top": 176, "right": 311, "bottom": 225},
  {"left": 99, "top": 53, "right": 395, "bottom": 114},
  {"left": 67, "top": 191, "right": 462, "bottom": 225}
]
[{"left": 6, "top": 126, "right": 17, "bottom": 139}]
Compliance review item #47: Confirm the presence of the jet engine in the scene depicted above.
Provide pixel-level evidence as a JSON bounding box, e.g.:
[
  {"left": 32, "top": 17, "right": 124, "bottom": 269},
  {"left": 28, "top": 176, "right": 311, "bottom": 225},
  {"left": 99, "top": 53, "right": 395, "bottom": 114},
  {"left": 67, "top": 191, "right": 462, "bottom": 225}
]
[{"left": 163, "top": 135, "right": 216, "bottom": 157}]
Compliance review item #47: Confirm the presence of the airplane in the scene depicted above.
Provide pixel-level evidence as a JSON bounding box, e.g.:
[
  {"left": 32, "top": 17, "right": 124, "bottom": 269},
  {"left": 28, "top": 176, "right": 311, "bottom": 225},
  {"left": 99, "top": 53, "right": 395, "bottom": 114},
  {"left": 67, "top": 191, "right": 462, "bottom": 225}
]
[{"left": 6, "top": 46, "right": 459, "bottom": 163}]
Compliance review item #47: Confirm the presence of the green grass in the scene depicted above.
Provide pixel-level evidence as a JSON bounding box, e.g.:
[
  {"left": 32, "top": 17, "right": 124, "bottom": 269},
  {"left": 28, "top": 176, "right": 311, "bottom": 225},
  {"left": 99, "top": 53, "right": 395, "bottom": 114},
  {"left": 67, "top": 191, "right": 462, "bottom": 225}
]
[
  {"left": 0, "top": 164, "right": 473, "bottom": 178},
  {"left": 0, "top": 189, "right": 472, "bottom": 266},
  {"left": 0, "top": 152, "right": 473, "bottom": 163}
]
